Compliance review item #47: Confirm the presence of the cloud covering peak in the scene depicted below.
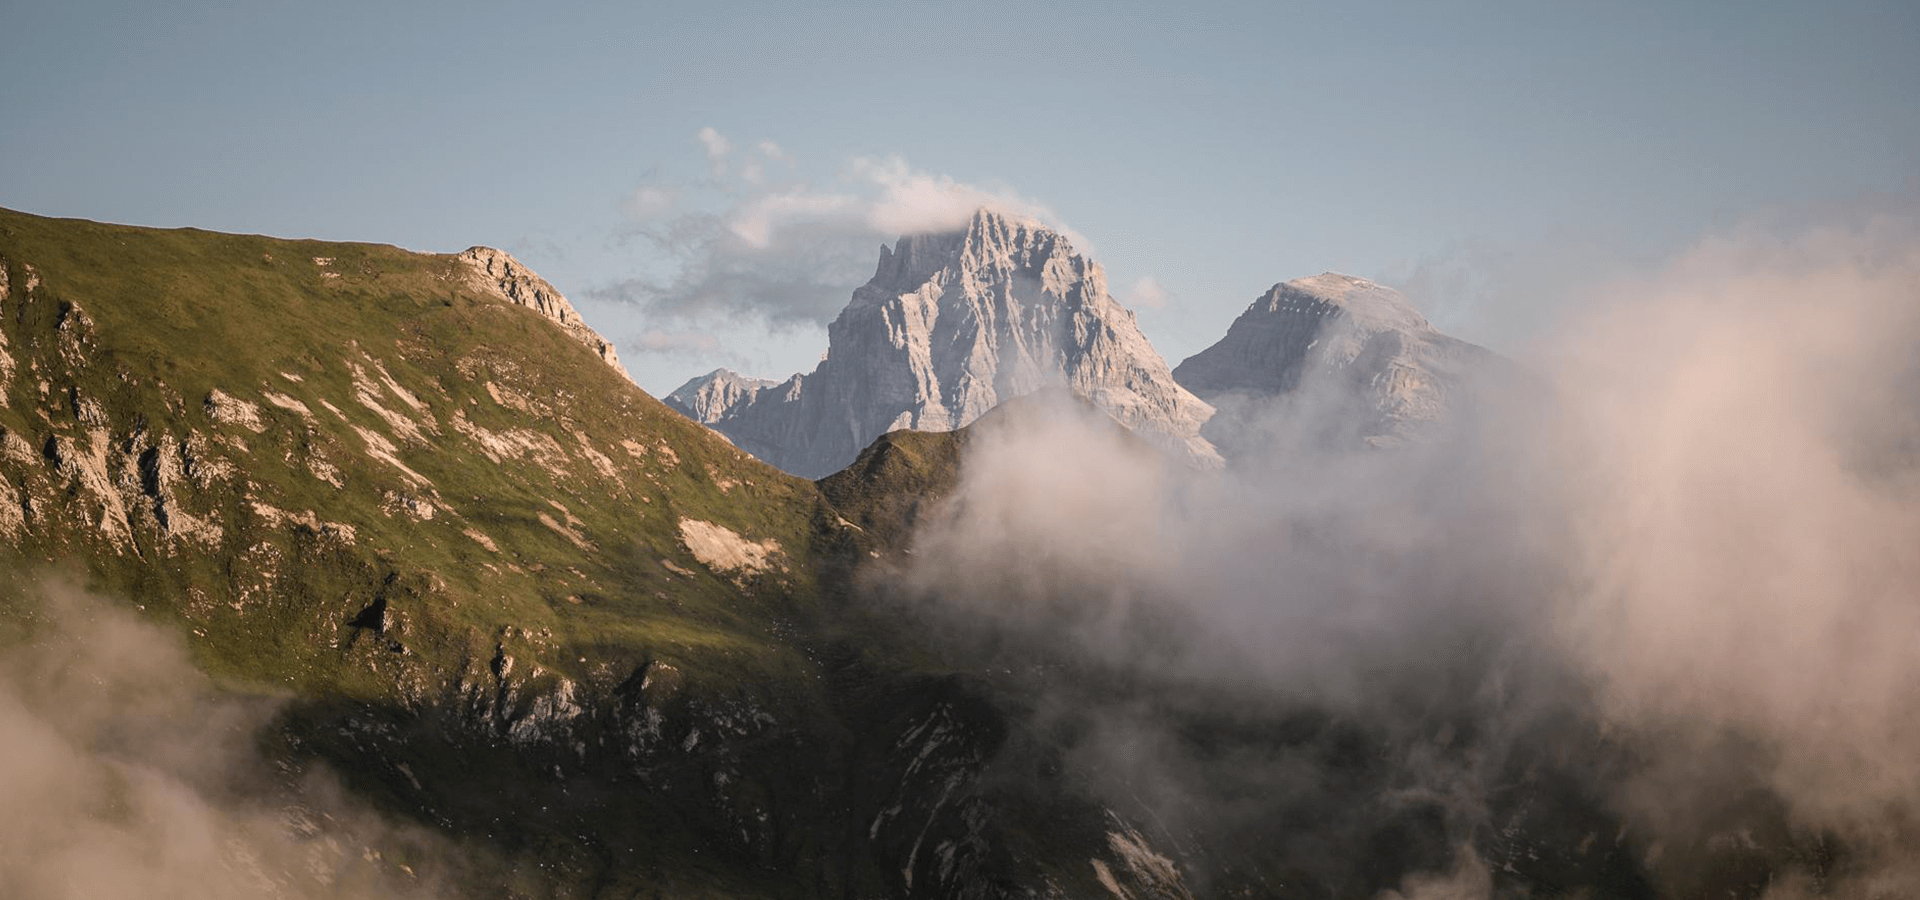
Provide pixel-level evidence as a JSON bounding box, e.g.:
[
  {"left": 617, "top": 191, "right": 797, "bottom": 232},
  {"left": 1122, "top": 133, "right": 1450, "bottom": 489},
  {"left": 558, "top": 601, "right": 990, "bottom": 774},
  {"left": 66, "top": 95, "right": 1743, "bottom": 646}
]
[{"left": 598, "top": 129, "right": 1086, "bottom": 334}]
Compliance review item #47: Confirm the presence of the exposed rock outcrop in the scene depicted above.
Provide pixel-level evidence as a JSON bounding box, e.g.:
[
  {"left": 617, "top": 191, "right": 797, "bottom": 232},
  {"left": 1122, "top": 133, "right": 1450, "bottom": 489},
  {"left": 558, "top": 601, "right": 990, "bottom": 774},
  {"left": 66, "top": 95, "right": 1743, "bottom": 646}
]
[
  {"left": 1173, "top": 273, "right": 1505, "bottom": 453},
  {"left": 669, "top": 209, "right": 1220, "bottom": 478},
  {"left": 665, "top": 368, "right": 776, "bottom": 425},
  {"left": 457, "top": 246, "right": 631, "bottom": 381}
]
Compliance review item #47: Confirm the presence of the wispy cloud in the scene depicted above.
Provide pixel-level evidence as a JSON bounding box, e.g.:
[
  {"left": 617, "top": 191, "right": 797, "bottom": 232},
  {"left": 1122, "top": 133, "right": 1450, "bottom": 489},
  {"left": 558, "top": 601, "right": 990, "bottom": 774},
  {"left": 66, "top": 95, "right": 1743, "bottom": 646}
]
[
  {"left": 695, "top": 126, "right": 731, "bottom": 177},
  {"left": 0, "top": 581, "right": 467, "bottom": 898},
  {"left": 631, "top": 327, "right": 725, "bottom": 358},
  {"left": 597, "top": 128, "right": 1087, "bottom": 336},
  {"left": 1120, "top": 274, "right": 1175, "bottom": 309}
]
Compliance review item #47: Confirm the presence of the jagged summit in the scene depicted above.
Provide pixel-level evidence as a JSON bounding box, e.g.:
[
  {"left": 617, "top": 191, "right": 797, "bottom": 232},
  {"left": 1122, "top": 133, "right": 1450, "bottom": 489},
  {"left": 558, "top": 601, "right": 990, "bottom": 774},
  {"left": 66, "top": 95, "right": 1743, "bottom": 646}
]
[
  {"left": 666, "top": 208, "right": 1219, "bottom": 478},
  {"left": 859, "top": 209, "right": 1093, "bottom": 308},
  {"left": 666, "top": 368, "right": 776, "bottom": 425},
  {"left": 1174, "top": 274, "right": 1502, "bottom": 450}
]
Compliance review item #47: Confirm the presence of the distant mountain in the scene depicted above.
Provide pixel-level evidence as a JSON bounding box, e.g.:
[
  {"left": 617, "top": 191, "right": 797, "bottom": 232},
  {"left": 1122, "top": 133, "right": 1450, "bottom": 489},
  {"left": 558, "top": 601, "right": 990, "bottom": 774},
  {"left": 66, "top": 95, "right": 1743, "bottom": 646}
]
[
  {"left": 1173, "top": 273, "right": 1505, "bottom": 454},
  {"left": 666, "top": 367, "right": 777, "bottom": 424},
  {"left": 667, "top": 209, "right": 1220, "bottom": 478}
]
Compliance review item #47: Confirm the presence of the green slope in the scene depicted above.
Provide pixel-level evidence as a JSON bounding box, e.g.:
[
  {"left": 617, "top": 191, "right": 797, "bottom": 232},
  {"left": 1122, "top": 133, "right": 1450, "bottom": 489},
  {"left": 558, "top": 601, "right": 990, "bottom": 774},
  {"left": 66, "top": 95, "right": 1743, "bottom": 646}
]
[
  {"left": 0, "top": 207, "right": 869, "bottom": 895},
  {"left": 0, "top": 208, "right": 1248, "bottom": 900},
  {"left": 0, "top": 206, "right": 833, "bottom": 690}
]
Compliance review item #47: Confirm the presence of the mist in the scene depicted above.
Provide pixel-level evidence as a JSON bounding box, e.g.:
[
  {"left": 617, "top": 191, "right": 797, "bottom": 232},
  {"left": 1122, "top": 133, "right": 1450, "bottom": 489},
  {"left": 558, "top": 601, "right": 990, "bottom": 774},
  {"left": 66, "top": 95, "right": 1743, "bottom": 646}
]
[
  {"left": 0, "top": 581, "right": 463, "bottom": 900},
  {"left": 891, "top": 217, "right": 1920, "bottom": 897}
]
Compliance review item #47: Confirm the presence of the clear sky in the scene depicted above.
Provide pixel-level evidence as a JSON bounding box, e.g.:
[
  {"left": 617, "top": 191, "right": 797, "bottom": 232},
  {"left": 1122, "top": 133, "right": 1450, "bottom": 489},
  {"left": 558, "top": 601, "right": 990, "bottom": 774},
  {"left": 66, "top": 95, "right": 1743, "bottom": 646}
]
[{"left": 4, "top": 0, "right": 1916, "bottom": 394}]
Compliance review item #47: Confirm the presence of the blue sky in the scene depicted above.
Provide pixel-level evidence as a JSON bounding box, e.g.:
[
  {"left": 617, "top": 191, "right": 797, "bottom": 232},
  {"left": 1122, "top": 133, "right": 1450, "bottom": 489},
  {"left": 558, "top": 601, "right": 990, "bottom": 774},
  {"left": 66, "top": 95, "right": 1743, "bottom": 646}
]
[{"left": 4, "top": 0, "right": 1916, "bottom": 393}]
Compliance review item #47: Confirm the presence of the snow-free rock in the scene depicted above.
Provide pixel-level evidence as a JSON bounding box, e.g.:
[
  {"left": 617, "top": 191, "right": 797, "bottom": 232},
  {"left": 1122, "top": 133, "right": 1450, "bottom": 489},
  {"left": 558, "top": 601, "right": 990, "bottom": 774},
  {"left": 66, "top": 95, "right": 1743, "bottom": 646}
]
[
  {"left": 669, "top": 209, "right": 1220, "bottom": 478},
  {"left": 457, "top": 246, "right": 631, "bottom": 380},
  {"left": 666, "top": 368, "right": 777, "bottom": 425},
  {"left": 1173, "top": 273, "right": 1504, "bottom": 453}
]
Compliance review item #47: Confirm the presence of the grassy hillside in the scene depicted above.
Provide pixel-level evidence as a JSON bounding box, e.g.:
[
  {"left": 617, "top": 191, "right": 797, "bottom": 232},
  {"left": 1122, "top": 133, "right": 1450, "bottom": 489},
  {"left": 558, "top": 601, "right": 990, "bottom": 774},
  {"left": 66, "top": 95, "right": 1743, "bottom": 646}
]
[
  {"left": 0, "top": 207, "right": 1204, "bottom": 900},
  {"left": 0, "top": 207, "right": 864, "bottom": 894},
  {"left": 0, "top": 207, "right": 835, "bottom": 692}
]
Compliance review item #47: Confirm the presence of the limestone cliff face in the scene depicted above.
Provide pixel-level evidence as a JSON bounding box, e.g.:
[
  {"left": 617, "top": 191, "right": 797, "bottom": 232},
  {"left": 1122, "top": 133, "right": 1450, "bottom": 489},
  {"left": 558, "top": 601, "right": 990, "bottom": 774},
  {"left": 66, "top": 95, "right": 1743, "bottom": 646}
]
[
  {"left": 457, "top": 246, "right": 630, "bottom": 380},
  {"left": 665, "top": 368, "right": 776, "bottom": 425},
  {"left": 670, "top": 209, "right": 1220, "bottom": 478},
  {"left": 1174, "top": 273, "right": 1503, "bottom": 452}
]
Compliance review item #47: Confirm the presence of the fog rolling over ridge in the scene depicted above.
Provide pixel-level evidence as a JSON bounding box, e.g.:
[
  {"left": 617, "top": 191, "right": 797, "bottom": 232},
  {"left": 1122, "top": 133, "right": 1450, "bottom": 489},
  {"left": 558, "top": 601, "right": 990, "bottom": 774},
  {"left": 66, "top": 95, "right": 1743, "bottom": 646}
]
[
  {"left": 0, "top": 583, "right": 466, "bottom": 900},
  {"left": 889, "top": 219, "right": 1920, "bottom": 898}
]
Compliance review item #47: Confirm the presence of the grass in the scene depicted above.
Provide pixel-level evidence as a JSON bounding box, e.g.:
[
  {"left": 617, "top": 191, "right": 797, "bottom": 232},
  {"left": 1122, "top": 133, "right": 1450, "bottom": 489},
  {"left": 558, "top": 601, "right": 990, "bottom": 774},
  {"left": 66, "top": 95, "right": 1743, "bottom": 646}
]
[{"left": 0, "top": 204, "right": 841, "bottom": 704}]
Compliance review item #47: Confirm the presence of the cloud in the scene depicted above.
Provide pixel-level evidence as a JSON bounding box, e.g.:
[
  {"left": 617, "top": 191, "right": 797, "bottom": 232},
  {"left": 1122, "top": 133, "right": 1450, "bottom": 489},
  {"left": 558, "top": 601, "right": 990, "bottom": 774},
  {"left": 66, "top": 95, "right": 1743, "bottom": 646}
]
[
  {"left": 737, "top": 140, "right": 794, "bottom": 185},
  {"left": 624, "top": 184, "right": 680, "bottom": 221},
  {"left": 725, "top": 189, "right": 860, "bottom": 249},
  {"left": 1538, "top": 214, "right": 1920, "bottom": 858},
  {"left": 696, "top": 126, "right": 731, "bottom": 177},
  {"left": 883, "top": 212, "right": 1920, "bottom": 895},
  {"left": 0, "top": 580, "right": 467, "bottom": 899},
  {"left": 1120, "top": 274, "right": 1174, "bottom": 309},
  {"left": 630, "top": 327, "right": 728, "bottom": 364},
  {"left": 755, "top": 140, "right": 790, "bottom": 164},
  {"left": 696, "top": 129, "right": 801, "bottom": 185},
  {"left": 848, "top": 155, "right": 1088, "bottom": 248},
  {"left": 599, "top": 134, "right": 1088, "bottom": 341}
]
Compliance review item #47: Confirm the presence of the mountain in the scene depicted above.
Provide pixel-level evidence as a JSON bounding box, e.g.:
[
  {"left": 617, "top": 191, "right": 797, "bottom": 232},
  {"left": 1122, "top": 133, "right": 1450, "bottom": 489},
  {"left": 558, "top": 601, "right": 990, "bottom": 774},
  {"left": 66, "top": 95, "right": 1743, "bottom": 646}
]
[
  {"left": 0, "top": 207, "right": 1206, "bottom": 900},
  {"left": 1173, "top": 273, "right": 1505, "bottom": 453},
  {"left": 0, "top": 206, "right": 842, "bottom": 893},
  {"left": 666, "top": 209, "right": 1221, "bottom": 478},
  {"left": 666, "top": 367, "right": 777, "bottom": 424},
  {"left": 0, "top": 208, "right": 1824, "bottom": 900}
]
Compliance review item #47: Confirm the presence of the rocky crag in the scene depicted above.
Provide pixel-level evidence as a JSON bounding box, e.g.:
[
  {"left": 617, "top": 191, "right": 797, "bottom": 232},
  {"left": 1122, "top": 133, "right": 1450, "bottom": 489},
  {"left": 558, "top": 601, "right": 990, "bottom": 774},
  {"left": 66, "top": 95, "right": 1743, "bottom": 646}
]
[
  {"left": 667, "top": 368, "right": 778, "bottom": 425},
  {"left": 1173, "top": 273, "right": 1506, "bottom": 454},
  {"left": 667, "top": 209, "right": 1220, "bottom": 478}
]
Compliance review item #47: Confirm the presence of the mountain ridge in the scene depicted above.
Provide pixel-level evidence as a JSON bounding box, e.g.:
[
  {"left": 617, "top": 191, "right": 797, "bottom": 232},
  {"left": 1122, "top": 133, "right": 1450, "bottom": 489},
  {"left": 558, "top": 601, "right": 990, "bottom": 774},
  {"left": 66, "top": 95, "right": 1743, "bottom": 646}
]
[
  {"left": 1174, "top": 272, "right": 1506, "bottom": 451},
  {"left": 0, "top": 205, "right": 1199, "bottom": 899},
  {"left": 667, "top": 208, "right": 1221, "bottom": 477},
  {"left": 1, "top": 207, "right": 1822, "bottom": 900}
]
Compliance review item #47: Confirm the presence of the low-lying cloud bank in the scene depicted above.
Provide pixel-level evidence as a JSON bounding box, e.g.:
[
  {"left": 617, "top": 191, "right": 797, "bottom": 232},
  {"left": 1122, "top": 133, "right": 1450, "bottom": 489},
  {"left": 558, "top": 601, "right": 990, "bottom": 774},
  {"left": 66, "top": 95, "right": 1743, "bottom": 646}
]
[
  {"left": 0, "top": 583, "right": 461, "bottom": 900},
  {"left": 896, "top": 215, "right": 1920, "bottom": 897}
]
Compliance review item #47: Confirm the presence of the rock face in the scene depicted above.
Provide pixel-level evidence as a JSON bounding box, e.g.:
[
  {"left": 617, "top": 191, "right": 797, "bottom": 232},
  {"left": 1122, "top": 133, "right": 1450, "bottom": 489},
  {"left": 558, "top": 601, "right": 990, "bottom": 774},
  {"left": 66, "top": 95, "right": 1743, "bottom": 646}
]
[
  {"left": 665, "top": 368, "right": 776, "bottom": 425},
  {"left": 1173, "top": 273, "right": 1503, "bottom": 452},
  {"left": 668, "top": 209, "right": 1220, "bottom": 478},
  {"left": 457, "top": 246, "right": 630, "bottom": 380}
]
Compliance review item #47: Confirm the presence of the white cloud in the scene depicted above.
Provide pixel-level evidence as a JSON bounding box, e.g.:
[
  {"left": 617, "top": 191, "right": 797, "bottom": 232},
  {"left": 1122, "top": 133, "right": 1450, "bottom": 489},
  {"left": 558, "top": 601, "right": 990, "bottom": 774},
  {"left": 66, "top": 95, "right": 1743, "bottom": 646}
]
[
  {"left": 726, "top": 190, "right": 860, "bottom": 248},
  {"left": 1121, "top": 275, "right": 1174, "bottom": 310},
  {"left": 696, "top": 126, "right": 731, "bottom": 177},
  {"left": 633, "top": 328, "right": 724, "bottom": 358},
  {"left": 851, "top": 154, "right": 1089, "bottom": 250},
  {"left": 605, "top": 140, "right": 1091, "bottom": 336},
  {"left": 0, "top": 583, "right": 463, "bottom": 898},
  {"left": 737, "top": 140, "right": 796, "bottom": 185},
  {"left": 624, "top": 184, "right": 679, "bottom": 221},
  {"left": 756, "top": 140, "right": 791, "bottom": 164}
]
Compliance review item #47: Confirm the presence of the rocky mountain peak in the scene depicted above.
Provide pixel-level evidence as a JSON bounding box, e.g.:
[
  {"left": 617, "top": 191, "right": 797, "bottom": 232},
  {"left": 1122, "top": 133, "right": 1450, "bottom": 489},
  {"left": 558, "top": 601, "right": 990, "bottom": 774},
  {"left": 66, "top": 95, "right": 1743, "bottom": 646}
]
[
  {"left": 666, "top": 368, "right": 777, "bottom": 425},
  {"left": 1174, "top": 274, "right": 1501, "bottom": 450},
  {"left": 863, "top": 208, "right": 1094, "bottom": 306},
  {"left": 456, "top": 246, "right": 630, "bottom": 380},
  {"left": 668, "top": 208, "right": 1219, "bottom": 478}
]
